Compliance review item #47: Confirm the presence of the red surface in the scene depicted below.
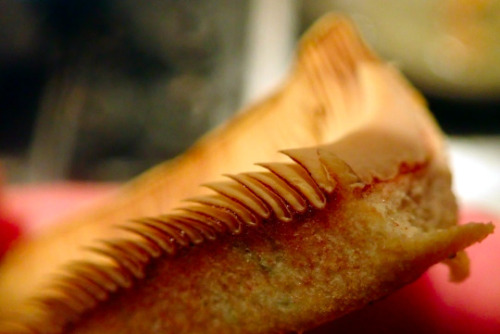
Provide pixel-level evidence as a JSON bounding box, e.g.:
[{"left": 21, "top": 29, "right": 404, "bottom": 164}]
[
  {"left": 0, "top": 183, "right": 498, "bottom": 333},
  {"left": 1, "top": 182, "right": 118, "bottom": 235},
  {"left": 0, "top": 216, "right": 20, "bottom": 259}
]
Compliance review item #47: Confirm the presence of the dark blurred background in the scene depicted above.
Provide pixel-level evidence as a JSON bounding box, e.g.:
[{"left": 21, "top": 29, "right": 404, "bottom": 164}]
[{"left": 1, "top": 0, "right": 499, "bottom": 183}]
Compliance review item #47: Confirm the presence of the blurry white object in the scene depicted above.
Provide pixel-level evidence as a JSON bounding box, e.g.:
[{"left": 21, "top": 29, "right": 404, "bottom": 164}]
[
  {"left": 449, "top": 137, "right": 500, "bottom": 214},
  {"left": 243, "top": 0, "right": 298, "bottom": 104}
]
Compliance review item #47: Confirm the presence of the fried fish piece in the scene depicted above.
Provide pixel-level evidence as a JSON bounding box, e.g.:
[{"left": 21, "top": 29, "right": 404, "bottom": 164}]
[{"left": 0, "top": 14, "right": 493, "bottom": 334}]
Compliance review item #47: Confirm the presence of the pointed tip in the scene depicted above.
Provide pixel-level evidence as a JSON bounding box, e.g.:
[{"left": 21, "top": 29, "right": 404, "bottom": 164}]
[{"left": 297, "top": 13, "right": 376, "bottom": 66}]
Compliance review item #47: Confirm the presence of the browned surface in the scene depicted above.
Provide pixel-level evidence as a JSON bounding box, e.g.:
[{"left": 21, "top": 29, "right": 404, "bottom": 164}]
[
  {"left": 0, "top": 14, "right": 494, "bottom": 334},
  {"left": 65, "top": 165, "right": 491, "bottom": 334}
]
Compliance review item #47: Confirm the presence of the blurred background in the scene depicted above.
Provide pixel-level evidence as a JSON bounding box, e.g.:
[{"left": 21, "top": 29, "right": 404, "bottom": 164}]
[{"left": 1, "top": 0, "right": 499, "bottom": 212}]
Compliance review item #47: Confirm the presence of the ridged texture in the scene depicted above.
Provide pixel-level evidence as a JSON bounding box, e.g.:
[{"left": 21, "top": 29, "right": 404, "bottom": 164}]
[
  {"left": 0, "top": 14, "right": 494, "bottom": 334},
  {"left": 5, "top": 150, "right": 343, "bottom": 333},
  {"left": 0, "top": 16, "right": 380, "bottom": 323}
]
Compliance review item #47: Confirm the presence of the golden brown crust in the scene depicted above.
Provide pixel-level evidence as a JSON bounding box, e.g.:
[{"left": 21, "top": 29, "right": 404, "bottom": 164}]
[
  {"left": 49, "top": 163, "right": 492, "bottom": 334},
  {"left": 0, "top": 14, "right": 494, "bottom": 334}
]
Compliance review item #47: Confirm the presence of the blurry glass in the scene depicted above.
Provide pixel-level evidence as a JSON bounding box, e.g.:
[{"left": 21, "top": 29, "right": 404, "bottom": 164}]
[{"left": 1, "top": 0, "right": 250, "bottom": 182}]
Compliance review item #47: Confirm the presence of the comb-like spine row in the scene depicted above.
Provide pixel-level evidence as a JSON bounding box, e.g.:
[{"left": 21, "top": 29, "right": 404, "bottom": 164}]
[{"left": 23, "top": 154, "right": 336, "bottom": 333}]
